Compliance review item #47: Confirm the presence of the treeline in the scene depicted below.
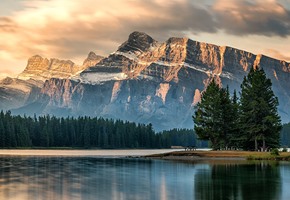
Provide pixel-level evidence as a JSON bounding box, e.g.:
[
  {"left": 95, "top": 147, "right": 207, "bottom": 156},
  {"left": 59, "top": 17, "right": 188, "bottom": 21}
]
[
  {"left": 159, "top": 129, "right": 208, "bottom": 148},
  {"left": 281, "top": 123, "right": 290, "bottom": 147},
  {"left": 0, "top": 111, "right": 199, "bottom": 148}
]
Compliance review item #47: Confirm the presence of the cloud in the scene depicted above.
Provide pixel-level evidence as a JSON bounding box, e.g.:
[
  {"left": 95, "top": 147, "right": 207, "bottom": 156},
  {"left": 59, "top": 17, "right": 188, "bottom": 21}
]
[
  {"left": 263, "top": 49, "right": 290, "bottom": 61},
  {"left": 0, "top": 0, "right": 216, "bottom": 63},
  {"left": 0, "top": 17, "right": 18, "bottom": 32},
  {"left": 0, "top": 0, "right": 217, "bottom": 61},
  {"left": 213, "top": 0, "right": 290, "bottom": 37},
  {"left": 0, "top": 0, "right": 290, "bottom": 75}
]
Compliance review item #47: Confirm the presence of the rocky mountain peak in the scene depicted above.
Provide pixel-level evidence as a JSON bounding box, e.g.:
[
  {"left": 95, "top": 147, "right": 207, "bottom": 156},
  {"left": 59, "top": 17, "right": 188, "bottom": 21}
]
[
  {"left": 166, "top": 37, "right": 188, "bottom": 45},
  {"left": 0, "top": 77, "right": 14, "bottom": 85},
  {"left": 25, "top": 55, "right": 50, "bottom": 71},
  {"left": 29, "top": 54, "right": 44, "bottom": 60},
  {"left": 82, "top": 51, "right": 104, "bottom": 67},
  {"left": 18, "top": 54, "right": 92, "bottom": 81},
  {"left": 118, "top": 31, "right": 158, "bottom": 53},
  {"left": 87, "top": 51, "right": 101, "bottom": 60}
]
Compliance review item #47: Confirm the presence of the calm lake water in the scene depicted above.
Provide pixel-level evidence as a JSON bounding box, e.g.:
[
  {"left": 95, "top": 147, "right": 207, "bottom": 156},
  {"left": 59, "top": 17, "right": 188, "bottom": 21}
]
[{"left": 0, "top": 152, "right": 289, "bottom": 200}]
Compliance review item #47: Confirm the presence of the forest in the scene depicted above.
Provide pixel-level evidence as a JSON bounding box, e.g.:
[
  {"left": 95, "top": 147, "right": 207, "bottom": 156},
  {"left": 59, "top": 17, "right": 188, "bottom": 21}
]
[
  {"left": 0, "top": 109, "right": 289, "bottom": 149},
  {"left": 0, "top": 110, "right": 202, "bottom": 149}
]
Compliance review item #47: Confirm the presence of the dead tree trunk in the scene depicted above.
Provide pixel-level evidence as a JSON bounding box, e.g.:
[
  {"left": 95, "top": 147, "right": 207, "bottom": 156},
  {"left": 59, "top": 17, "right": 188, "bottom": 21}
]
[
  {"left": 255, "top": 137, "right": 258, "bottom": 151},
  {"left": 262, "top": 135, "right": 266, "bottom": 152}
]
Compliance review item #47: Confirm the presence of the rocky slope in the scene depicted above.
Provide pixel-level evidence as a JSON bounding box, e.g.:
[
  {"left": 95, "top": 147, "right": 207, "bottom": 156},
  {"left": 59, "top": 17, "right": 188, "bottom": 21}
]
[
  {"left": 0, "top": 77, "right": 43, "bottom": 109},
  {"left": 0, "top": 52, "right": 103, "bottom": 111},
  {"left": 18, "top": 52, "right": 103, "bottom": 81},
  {"left": 2, "top": 31, "right": 290, "bottom": 131}
]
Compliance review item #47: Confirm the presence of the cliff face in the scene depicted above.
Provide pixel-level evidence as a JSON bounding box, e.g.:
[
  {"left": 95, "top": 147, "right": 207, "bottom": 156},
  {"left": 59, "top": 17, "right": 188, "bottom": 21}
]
[
  {"left": 0, "top": 77, "right": 42, "bottom": 109},
  {"left": 4, "top": 31, "right": 290, "bottom": 130},
  {"left": 33, "top": 78, "right": 195, "bottom": 130},
  {"left": 18, "top": 52, "right": 103, "bottom": 81},
  {"left": 0, "top": 52, "right": 103, "bottom": 111}
]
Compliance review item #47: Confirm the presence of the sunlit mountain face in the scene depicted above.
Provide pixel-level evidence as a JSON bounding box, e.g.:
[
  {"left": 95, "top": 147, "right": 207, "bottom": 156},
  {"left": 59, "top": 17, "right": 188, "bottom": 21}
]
[{"left": 0, "top": 31, "right": 289, "bottom": 131}]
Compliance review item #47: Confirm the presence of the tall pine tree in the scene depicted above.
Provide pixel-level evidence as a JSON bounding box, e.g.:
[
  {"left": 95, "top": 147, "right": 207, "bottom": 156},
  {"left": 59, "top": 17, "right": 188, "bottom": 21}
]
[
  {"left": 239, "top": 66, "right": 281, "bottom": 151},
  {"left": 193, "top": 79, "right": 225, "bottom": 150}
]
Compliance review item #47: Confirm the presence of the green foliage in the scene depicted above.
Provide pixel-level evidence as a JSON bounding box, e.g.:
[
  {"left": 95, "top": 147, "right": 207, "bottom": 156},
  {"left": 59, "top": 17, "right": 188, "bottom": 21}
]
[
  {"left": 158, "top": 128, "right": 207, "bottom": 148},
  {"left": 193, "top": 80, "right": 222, "bottom": 150},
  {"left": 0, "top": 111, "right": 197, "bottom": 149},
  {"left": 239, "top": 67, "right": 281, "bottom": 151},
  {"left": 193, "top": 80, "right": 238, "bottom": 150},
  {"left": 193, "top": 66, "right": 282, "bottom": 151},
  {"left": 270, "top": 148, "right": 280, "bottom": 156}
]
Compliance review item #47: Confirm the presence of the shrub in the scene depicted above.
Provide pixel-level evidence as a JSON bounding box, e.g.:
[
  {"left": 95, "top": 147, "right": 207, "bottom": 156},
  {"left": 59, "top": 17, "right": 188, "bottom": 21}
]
[{"left": 270, "top": 148, "right": 280, "bottom": 156}]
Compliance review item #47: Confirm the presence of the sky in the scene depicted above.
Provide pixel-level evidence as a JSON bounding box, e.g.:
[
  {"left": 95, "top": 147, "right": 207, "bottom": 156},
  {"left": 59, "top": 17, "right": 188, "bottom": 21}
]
[{"left": 1, "top": 0, "right": 290, "bottom": 77}]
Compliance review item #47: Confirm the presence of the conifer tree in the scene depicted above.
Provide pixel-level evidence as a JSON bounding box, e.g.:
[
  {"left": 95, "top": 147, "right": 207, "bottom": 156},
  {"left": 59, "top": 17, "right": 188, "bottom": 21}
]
[
  {"left": 0, "top": 119, "right": 5, "bottom": 147},
  {"left": 219, "top": 86, "right": 235, "bottom": 149},
  {"left": 228, "top": 90, "right": 241, "bottom": 148},
  {"left": 239, "top": 66, "right": 281, "bottom": 151},
  {"left": 193, "top": 79, "right": 225, "bottom": 150}
]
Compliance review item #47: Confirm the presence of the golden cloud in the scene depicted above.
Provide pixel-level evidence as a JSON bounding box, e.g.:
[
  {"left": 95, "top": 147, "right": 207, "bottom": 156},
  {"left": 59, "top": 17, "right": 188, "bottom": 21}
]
[{"left": 0, "top": 0, "right": 290, "bottom": 75}]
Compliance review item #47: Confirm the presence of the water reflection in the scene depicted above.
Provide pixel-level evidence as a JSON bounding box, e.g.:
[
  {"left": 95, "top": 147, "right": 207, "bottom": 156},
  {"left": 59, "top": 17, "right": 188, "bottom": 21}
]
[
  {"left": 194, "top": 162, "right": 282, "bottom": 200},
  {"left": 0, "top": 156, "right": 289, "bottom": 200},
  {"left": 0, "top": 157, "right": 195, "bottom": 200}
]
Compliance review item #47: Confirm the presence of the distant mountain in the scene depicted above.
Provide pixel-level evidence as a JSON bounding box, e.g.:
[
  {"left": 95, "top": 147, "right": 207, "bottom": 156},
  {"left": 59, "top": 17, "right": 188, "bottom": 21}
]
[
  {"left": 0, "top": 77, "right": 43, "bottom": 109},
  {"left": 1, "top": 31, "right": 290, "bottom": 131},
  {"left": 18, "top": 52, "right": 103, "bottom": 81},
  {"left": 0, "top": 52, "right": 103, "bottom": 112}
]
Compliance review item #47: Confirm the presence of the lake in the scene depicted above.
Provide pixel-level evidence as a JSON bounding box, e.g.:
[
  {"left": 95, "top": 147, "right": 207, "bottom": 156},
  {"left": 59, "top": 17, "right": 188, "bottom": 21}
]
[{"left": 0, "top": 150, "right": 289, "bottom": 200}]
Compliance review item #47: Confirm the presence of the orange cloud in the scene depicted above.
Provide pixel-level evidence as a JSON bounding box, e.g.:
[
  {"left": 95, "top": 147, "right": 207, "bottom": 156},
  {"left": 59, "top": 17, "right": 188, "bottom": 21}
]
[
  {"left": 264, "top": 49, "right": 290, "bottom": 61},
  {"left": 0, "top": 0, "right": 217, "bottom": 64},
  {"left": 0, "top": 0, "right": 290, "bottom": 75},
  {"left": 213, "top": 0, "right": 290, "bottom": 36}
]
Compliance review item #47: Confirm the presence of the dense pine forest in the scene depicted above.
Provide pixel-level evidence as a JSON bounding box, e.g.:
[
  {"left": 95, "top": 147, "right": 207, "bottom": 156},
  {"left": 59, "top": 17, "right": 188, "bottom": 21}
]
[
  {"left": 0, "top": 110, "right": 289, "bottom": 149},
  {"left": 0, "top": 111, "right": 200, "bottom": 149}
]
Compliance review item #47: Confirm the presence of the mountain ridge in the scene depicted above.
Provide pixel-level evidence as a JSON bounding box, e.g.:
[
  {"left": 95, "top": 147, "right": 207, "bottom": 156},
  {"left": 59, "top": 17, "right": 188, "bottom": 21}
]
[
  {"left": 1, "top": 31, "right": 290, "bottom": 131},
  {"left": 18, "top": 52, "right": 104, "bottom": 81}
]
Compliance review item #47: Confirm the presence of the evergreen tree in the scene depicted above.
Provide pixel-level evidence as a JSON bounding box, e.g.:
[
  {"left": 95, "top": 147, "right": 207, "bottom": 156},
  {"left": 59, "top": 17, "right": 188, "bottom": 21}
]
[
  {"left": 228, "top": 90, "right": 241, "bottom": 148},
  {"left": 193, "top": 80, "right": 225, "bottom": 150},
  {"left": 83, "top": 121, "right": 91, "bottom": 148},
  {"left": 0, "top": 119, "right": 5, "bottom": 147},
  {"left": 239, "top": 66, "right": 281, "bottom": 151},
  {"left": 219, "top": 86, "right": 235, "bottom": 149}
]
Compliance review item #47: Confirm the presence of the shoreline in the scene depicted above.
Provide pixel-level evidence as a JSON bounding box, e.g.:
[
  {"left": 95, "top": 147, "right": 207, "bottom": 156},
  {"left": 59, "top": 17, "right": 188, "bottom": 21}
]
[
  {"left": 0, "top": 149, "right": 289, "bottom": 161},
  {"left": 144, "top": 150, "right": 290, "bottom": 161},
  {"left": 0, "top": 149, "right": 182, "bottom": 157}
]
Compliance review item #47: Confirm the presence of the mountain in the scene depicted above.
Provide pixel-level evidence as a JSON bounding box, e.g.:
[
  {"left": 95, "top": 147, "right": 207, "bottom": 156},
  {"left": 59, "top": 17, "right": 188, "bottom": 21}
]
[
  {"left": 0, "top": 52, "right": 103, "bottom": 111},
  {"left": 1, "top": 31, "right": 290, "bottom": 131},
  {"left": 0, "top": 77, "right": 43, "bottom": 110},
  {"left": 18, "top": 52, "right": 103, "bottom": 81}
]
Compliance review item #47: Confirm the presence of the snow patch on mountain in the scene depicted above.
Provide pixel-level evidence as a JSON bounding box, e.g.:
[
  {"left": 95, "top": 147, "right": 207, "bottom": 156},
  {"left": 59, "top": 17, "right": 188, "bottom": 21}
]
[{"left": 79, "top": 72, "right": 127, "bottom": 84}]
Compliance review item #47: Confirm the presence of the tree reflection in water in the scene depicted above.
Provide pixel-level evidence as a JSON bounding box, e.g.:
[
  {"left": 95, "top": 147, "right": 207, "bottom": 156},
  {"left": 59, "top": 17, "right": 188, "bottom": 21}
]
[{"left": 194, "top": 162, "right": 281, "bottom": 200}]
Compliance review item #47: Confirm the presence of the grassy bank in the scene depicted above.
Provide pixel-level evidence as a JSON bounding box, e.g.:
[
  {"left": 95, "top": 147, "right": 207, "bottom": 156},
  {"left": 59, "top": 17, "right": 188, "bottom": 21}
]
[
  {"left": 145, "top": 150, "right": 290, "bottom": 161},
  {"left": 247, "top": 153, "right": 290, "bottom": 161}
]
